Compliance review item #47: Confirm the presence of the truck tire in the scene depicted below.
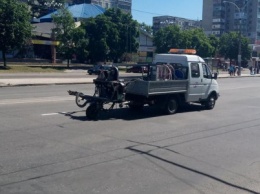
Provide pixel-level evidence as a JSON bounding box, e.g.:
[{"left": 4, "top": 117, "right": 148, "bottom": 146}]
[
  {"left": 165, "top": 98, "right": 178, "bottom": 114},
  {"left": 205, "top": 94, "right": 216, "bottom": 110},
  {"left": 86, "top": 103, "right": 100, "bottom": 120}
]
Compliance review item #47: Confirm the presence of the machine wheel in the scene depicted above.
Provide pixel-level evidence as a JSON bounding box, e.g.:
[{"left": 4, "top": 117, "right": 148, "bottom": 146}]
[
  {"left": 86, "top": 103, "right": 100, "bottom": 120},
  {"left": 204, "top": 94, "right": 216, "bottom": 110},
  {"left": 75, "top": 92, "right": 88, "bottom": 108},
  {"left": 128, "top": 101, "right": 144, "bottom": 110},
  {"left": 165, "top": 98, "right": 178, "bottom": 114}
]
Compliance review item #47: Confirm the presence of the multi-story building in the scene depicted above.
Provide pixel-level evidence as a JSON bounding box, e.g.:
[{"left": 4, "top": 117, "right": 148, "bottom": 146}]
[
  {"left": 202, "top": 0, "right": 260, "bottom": 44},
  {"left": 202, "top": 0, "right": 213, "bottom": 35},
  {"left": 20, "top": 0, "right": 131, "bottom": 14},
  {"left": 71, "top": 0, "right": 131, "bottom": 13},
  {"left": 153, "top": 16, "right": 201, "bottom": 34}
]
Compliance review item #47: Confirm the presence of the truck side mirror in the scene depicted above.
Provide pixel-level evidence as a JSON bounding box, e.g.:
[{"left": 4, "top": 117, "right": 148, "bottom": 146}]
[{"left": 212, "top": 72, "right": 218, "bottom": 80}]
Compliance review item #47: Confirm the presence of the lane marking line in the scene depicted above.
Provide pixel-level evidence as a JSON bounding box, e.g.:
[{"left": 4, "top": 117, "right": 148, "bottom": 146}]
[{"left": 41, "top": 112, "right": 68, "bottom": 116}]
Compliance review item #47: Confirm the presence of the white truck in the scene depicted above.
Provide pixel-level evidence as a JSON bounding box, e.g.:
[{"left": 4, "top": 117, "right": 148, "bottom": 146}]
[
  {"left": 68, "top": 50, "right": 220, "bottom": 119},
  {"left": 125, "top": 52, "right": 220, "bottom": 114}
]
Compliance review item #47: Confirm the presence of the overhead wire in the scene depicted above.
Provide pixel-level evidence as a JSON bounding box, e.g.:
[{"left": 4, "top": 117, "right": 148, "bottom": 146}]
[{"left": 131, "top": 8, "right": 165, "bottom": 16}]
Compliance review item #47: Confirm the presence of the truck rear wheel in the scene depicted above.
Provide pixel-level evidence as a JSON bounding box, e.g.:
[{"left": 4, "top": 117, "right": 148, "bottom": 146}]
[{"left": 165, "top": 98, "right": 178, "bottom": 114}]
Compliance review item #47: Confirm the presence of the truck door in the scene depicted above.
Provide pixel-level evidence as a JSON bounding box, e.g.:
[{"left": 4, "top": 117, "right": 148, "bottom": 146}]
[
  {"left": 187, "top": 62, "right": 203, "bottom": 102},
  {"left": 201, "top": 63, "right": 213, "bottom": 99}
]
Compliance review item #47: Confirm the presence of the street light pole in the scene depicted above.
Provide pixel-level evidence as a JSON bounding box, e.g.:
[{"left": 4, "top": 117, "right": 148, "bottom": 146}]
[{"left": 223, "top": 1, "right": 242, "bottom": 76}]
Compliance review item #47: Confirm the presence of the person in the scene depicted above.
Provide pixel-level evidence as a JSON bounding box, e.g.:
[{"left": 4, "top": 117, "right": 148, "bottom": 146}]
[
  {"left": 234, "top": 66, "right": 237, "bottom": 76},
  {"left": 228, "top": 64, "right": 234, "bottom": 76}
]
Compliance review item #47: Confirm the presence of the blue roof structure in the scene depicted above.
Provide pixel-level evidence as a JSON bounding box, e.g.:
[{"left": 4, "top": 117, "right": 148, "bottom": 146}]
[{"left": 39, "top": 3, "right": 105, "bottom": 22}]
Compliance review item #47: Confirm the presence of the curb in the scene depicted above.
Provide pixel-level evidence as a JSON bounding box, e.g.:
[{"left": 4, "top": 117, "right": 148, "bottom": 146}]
[{"left": 1, "top": 74, "right": 260, "bottom": 87}]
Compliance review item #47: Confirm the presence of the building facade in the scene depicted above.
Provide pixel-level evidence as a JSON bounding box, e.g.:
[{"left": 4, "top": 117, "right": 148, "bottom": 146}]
[
  {"left": 71, "top": 0, "right": 131, "bottom": 13},
  {"left": 138, "top": 30, "right": 155, "bottom": 62},
  {"left": 202, "top": 0, "right": 260, "bottom": 44},
  {"left": 202, "top": 0, "right": 213, "bottom": 35},
  {"left": 153, "top": 16, "right": 201, "bottom": 34}
]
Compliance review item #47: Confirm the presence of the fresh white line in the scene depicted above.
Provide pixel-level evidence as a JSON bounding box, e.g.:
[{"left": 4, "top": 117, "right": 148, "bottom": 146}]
[
  {"left": 41, "top": 112, "right": 67, "bottom": 116},
  {"left": 0, "top": 96, "right": 74, "bottom": 105},
  {"left": 41, "top": 113, "right": 59, "bottom": 116}
]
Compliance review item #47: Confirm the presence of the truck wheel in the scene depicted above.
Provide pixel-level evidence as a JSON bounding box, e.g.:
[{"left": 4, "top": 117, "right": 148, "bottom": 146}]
[
  {"left": 165, "top": 98, "right": 178, "bottom": 114},
  {"left": 86, "top": 103, "right": 100, "bottom": 120},
  {"left": 205, "top": 95, "right": 216, "bottom": 110}
]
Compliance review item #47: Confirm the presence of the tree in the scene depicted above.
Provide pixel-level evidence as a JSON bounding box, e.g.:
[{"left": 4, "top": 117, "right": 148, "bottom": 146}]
[
  {"left": 85, "top": 16, "right": 111, "bottom": 63},
  {"left": 208, "top": 34, "right": 220, "bottom": 57},
  {"left": 139, "top": 22, "right": 153, "bottom": 35},
  {"left": 104, "top": 8, "right": 139, "bottom": 62},
  {"left": 219, "top": 32, "right": 251, "bottom": 64},
  {"left": 153, "top": 25, "right": 185, "bottom": 53},
  {"left": 85, "top": 8, "right": 139, "bottom": 63},
  {"left": 185, "top": 28, "right": 214, "bottom": 58},
  {"left": 153, "top": 26, "right": 214, "bottom": 57},
  {"left": 0, "top": 0, "right": 32, "bottom": 67},
  {"left": 52, "top": 6, "right": 88, "bottom": 67}
]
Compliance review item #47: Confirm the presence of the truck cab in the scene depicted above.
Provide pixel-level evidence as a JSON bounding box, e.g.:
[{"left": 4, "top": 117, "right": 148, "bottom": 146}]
[{"left": 151, "top": 53, "right": 219, "bottom": 105}]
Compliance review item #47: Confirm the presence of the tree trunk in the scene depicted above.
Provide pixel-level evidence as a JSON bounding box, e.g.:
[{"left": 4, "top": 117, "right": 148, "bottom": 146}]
[
  {"left": 67, "top": 58, "right": 70, "bottom": 68},
  {"left": 2, "top": 49, "right": 7, "bottom": 67}
]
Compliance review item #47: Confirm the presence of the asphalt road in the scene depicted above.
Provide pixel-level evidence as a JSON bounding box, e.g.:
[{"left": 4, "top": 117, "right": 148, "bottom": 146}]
[
  {"left": 0, "top": 71, "right": 141, "bottom": 79},
  {"left": 0, "top": 78, "right": 260, "bottom": 194}
]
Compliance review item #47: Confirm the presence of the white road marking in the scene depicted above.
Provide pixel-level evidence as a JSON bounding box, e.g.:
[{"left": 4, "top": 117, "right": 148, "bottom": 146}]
[
  {"left": 0, "top": 96, "right": 74, "bottom": 105},
  {"left": 41, "top": 113, "right": 59, "bottom": 116},
  {"left": 41, "top": 112, "right": 67, "bottom": 116}
]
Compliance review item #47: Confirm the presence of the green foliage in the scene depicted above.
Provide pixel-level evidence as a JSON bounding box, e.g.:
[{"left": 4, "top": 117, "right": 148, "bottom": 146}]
[
  {"left": 52, "top": 6, "right": 88, "bottom": 66},
  {"left": 185, "top": 28, "right": 214, "bottom": 58},
  {"left": 154, "top": 26, "right": 213, "bottom": 57},
  {"left": 153, "top": 25, "right": 184, "bottom": 53},
  {"left": 0, "top": 0, "right": 32, "bottom": 66},
  {"left": 139, "top": 22, "right": 153, "bottom": 35},
  {"left": 85, "top": 8, "right": 139, "bottom": 63},
  {"left": 208, "top": 34, "right": 220, "bottom": 56},
  {"left": 219, "top": 32, "right": 251, "bottom": 61}
]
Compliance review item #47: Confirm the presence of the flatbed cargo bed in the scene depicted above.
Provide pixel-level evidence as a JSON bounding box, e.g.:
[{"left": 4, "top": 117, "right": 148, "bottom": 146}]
[{"left": 125, "top": 79, "right": 188, "bottom": 97}]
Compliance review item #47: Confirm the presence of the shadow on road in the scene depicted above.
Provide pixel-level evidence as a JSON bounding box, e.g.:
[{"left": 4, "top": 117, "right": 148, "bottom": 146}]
[
  {"left": 62, "top": 104, "right": 206, "bottom": 121},
  {"left": 126, "top": 144, "right": 259, "bottom": 194}
]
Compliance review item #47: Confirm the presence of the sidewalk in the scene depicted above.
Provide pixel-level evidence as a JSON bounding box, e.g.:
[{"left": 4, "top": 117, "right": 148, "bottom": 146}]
[{"left": 0, "top": 69, "right": 260, "bottom": 87}]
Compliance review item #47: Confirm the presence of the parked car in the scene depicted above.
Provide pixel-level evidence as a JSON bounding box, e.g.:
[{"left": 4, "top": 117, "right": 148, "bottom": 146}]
[
  {"left": 126, "top": 65, "right": 148, "bottom": 73},
  {"left": 87, "top": 65, "right": 112, "bottom": 75}
]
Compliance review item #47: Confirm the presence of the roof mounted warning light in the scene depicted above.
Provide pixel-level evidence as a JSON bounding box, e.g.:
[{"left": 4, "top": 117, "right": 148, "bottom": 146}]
[{"left": 169, "top": 49, "right": 196, "bottom": 55}]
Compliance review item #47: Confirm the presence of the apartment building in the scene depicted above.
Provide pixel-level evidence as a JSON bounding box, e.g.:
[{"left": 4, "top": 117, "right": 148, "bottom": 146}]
[
  {"left": 202, "top": 0, "right": 260, "bottom": 44},
  {"left": 71, "top": 0, "right": 131, "bottom": 13},
  {"left": 153, "top": 16, "right": 201, "bottom": 34},
  {"left": 20, "top": 0, "right": 131, "bottom": 14}
]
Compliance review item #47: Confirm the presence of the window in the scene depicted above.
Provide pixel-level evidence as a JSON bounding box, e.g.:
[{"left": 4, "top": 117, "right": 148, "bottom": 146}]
[
  {"left": 202, "top": 64, "right": 212, "bottom": 79},
  {"left": 170, "top": 63, "right": 188, "bottom": 79},
  {"left": 191, "top": 63, "right": 200, "bottom": 78}
]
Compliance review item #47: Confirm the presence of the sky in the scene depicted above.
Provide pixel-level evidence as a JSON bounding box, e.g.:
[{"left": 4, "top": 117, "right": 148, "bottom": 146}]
[{"left": 131, "top": 0, "right": 203, "bottom": 25}]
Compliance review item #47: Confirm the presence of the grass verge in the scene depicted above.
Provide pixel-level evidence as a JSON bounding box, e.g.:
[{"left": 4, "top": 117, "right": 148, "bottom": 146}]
[{"left": 0, "top": 65, "right": 79, "bottom": 73}]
